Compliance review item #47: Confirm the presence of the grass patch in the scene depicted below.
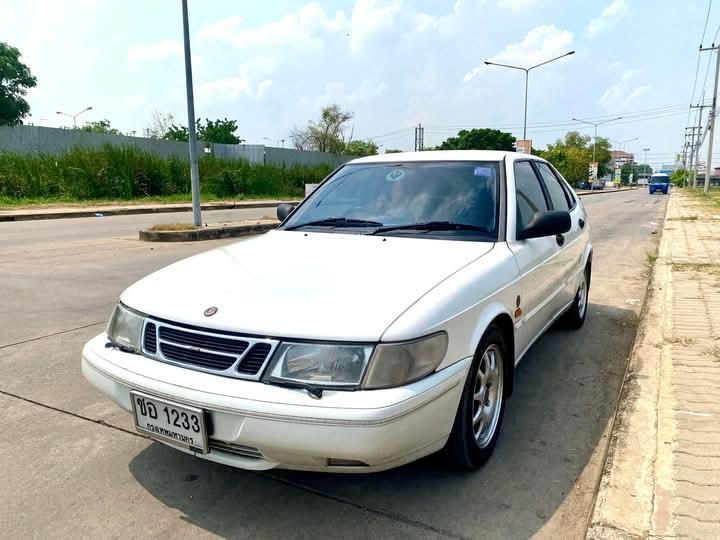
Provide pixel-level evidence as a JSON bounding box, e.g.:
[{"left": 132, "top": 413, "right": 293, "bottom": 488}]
[
  {"left": 0, "top": 145, "right": 332, "bottom": 204},
  {"left": 668, "top": 215, "right": 698, "bottom": 221},
  {"left": 672, "top": 262, "right": 720, "bottom": 276},
  {"left": 148, "top": 223, "right": 200, "bottom": 231},
  {"left": 646, "top": 251, "right": 658, "bottom": 267}
]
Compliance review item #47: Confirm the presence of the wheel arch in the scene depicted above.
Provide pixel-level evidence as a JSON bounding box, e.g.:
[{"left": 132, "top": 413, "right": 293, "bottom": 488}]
[{"left": 470, "top": 304, "right": 516, "bottom": 398}]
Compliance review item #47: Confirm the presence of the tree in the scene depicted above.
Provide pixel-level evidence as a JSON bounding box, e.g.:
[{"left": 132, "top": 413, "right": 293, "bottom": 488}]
[
  {"left": 162, "top": 117, "right": 244, "bottom": 144},
  {"left": 78, "top": 119, "right": 123, "bottom": 135},
  {"left": 536, "top": 131, "right": 614, "bottom": 186},
  {"left": 0, "top": 42, "right": 37, "bottom": 125},
  {"left": 143, "top": 111, "right": 176, "bottom": 139},
  {"left": 291, "top": 104, "right": 353, "bottom": 153},
  {"left": 436, "top": 128, "right": 516, "bottom": 151},
  {"left": 385, "top": 148, "right": 402, "bottom": 154},
  {"left": 344, "top": 139, "right": 378, "bottom": 157}
]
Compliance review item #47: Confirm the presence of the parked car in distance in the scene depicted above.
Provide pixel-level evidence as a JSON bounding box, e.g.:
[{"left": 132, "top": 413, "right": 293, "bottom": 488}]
[
  {"left": 577, "top": 181, "right": 591, "bottom": 190},
  {"left": 648, "top": 173, "right": 670, "bottom": 194},
  {"left": 82, "top": 150, "right": 592, "bottom": 473}
]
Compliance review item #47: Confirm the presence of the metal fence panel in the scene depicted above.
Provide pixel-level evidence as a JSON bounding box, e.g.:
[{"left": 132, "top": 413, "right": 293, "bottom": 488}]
[
  {"left": 264, "top": 147, "right": 356, "bottom": 168},
  {"left": 0, "top": 125, "right": 358, "bottom": 168}
]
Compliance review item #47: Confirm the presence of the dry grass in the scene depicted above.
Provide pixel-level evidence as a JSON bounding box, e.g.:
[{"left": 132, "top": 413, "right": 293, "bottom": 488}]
[{"left": 148, "top": 223, "right": 200, "bottom": 231}]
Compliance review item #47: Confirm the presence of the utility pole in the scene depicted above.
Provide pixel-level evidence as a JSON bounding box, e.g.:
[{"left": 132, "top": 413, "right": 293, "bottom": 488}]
[
  {"left": 414, "top": 123, "right": 424, "bottom": 151},
  {"left": 182, "top": 0, "right": 202, "bottom": 227},
  {"left": 643, "top": 148, "right": 650, "bottom": 183},
  {"left": 690, "top": 103, "right": 707, "bottom": 187},
  {"left": 685, "top": 125, "right": 701, "bottom": 187},
  {"left": 701, "top": 44, "right": 720, "bottom": 194}
]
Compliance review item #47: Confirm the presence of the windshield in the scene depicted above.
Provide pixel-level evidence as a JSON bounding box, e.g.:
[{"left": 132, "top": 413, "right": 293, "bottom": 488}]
[
  {"left": 651, "top": 175, "right": 670, "bottom": 184},
  {"left": 282, "top": 161, "right": 500, "bottom": 240}
]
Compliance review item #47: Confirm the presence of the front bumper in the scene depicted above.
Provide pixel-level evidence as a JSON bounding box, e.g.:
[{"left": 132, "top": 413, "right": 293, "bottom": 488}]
[{"left": 82, "top": 333, "right": 469, "bottom": 473}]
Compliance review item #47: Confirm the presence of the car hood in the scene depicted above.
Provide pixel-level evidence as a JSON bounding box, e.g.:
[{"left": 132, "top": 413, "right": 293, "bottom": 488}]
[{"left": 121, "top": 230, "right": 494, "bottom": 341}]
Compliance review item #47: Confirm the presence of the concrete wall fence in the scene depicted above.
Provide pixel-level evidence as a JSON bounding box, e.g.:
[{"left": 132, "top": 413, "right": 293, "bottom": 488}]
[{"left": 0, "top": 125, "right": 355, "bottom": 168}]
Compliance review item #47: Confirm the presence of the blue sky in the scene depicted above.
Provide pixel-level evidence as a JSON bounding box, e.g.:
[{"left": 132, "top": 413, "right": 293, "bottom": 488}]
[{"left": 1, "top": 0, "right": 714, "bottom": 168}]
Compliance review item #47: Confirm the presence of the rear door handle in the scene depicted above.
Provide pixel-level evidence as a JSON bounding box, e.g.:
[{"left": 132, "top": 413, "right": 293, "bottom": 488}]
[
  {"left": 556, "top": 234, "right": 565, "bottom": 246},
  {"left": 579, "top": 218, "right": 585, "bottom": 229}
]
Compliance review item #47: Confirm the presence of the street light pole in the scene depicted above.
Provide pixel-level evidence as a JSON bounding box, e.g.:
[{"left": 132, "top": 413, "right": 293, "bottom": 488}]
[
  {"left": 643, "top": 147, "right": 650, "bottom": 181},
  {"left": 181, "top": 0, "right": 201, "bottom": 227},
  {"left": 484, "top": 50, "right": 574, "bottom": 141},
  {"left": 56, "top": 106, "right": 93, "bottom": 128},
  {"left": 571, "top": 116, "right": 623, "bottom": 163}
]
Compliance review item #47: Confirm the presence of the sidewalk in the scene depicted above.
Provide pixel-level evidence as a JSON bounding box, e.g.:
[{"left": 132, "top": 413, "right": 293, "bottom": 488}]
[
  {"left": 0, "top": 199, "right": 295, "bottom": 222},
  {"left": 588, "top": 191, "right": 720, "bottom": 539}
]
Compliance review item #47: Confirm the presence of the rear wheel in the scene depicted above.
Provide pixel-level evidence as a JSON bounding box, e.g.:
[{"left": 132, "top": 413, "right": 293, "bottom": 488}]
[
  {"left": 562, "top": 265, "right": 590, "bottom": 329},
  {"left": 445, "top": 325, "right": 507, "bottom": 470}
]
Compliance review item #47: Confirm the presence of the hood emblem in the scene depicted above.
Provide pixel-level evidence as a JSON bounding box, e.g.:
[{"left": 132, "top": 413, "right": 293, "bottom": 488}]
[{"left": 204, "top": 306, "right": 218, "bottom": 317}]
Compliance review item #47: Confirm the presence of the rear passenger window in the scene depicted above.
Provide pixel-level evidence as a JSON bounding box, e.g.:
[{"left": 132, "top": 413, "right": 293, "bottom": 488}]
[
  {"left": 536, "top": 162, "right": 570, "bottom": 211},
  {"left": 514, "top": 161, "right": 548, "bottom": 233}
]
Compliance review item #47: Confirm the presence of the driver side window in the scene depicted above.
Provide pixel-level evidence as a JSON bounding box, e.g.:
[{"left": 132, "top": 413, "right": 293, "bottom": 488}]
[{"left": 514, "top": 161, "right": 548, "bottom": 234}]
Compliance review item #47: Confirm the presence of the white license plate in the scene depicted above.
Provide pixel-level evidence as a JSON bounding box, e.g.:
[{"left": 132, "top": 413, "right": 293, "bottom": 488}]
[{"left": 130, "top": 391, "right": 208, "bottom": 453}]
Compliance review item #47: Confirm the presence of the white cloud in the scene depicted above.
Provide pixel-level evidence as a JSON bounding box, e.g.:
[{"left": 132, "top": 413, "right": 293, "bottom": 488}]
[
  {"left": 599, "top": 69, "right": 652, "bottom": 110},
  {"left": 197, "top": 77, "right": 273, "bottom": 102},
  {"left": 464, "top": 24, "right": 573, "bottom": 81},
  {"left": 198, "top": 4, "right": 346, "bottom": 51},
  {"left": 497, "top": 0, "right": 539, "bottom": 11},
  {"left": 587, "top": 0, "right": 628, "bottom": 37},
  {"left": 349, "top": 0, "right": 402, "bottom": 51},
  {"left": 301, "top": 79, "right": 388, "bottom": 109},
  {"left": 127, "top": 40, "right": 182, "bottom": 68}
]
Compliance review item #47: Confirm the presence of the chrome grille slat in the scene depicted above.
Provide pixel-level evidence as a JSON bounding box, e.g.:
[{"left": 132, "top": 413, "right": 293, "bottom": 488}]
[{"left": 141, "top": 319, "right": 278, "bottom": 381}]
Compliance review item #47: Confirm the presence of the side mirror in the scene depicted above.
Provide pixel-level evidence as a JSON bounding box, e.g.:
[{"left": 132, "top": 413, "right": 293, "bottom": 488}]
[
  {"left": 517, "top": 210, "right": 571, "bottom": 240},
  {"left": 277, "top": 203, "right": 295, "bottom": 222}
]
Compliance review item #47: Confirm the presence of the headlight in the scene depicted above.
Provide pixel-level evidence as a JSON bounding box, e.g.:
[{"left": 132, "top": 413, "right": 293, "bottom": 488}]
[
  {"left": 106, "top": 303, "right": 145, "bottom": 352},
  {"left": 363, "top": 332, "right": 448, "bottom": 389},
  {"left": 264, "top": 342, "right": 374, "bottom": 388}
]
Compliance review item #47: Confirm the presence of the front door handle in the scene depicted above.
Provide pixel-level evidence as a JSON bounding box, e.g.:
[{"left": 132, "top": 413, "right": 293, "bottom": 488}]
[
  {"left": 556, "top": 234, "right": 565, "bottom": 246},
  {"left": 579, "top": 218, "right": 585, "bottom": 229}
]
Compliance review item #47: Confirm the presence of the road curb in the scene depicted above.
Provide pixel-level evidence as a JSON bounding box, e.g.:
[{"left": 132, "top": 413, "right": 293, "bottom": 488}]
[
  {"left": 0, "top": 200, "right": 296, "bottom": 222},
  {"left": 139, "top": 221, "right": 279, "bottom": 242},
  {"left": 585, "top": 194, "right": 672, "bottom": 539}
]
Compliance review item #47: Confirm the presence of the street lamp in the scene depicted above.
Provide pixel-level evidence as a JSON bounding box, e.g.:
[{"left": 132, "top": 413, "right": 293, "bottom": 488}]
[
  {"left": 613, "top": 137, "right": 639, "bottom": 152},
  {"left": 56, "top": 106, "right": 93, "bottom": 128},
  {"left": 571, "top": 116, "right": 623, "bottom": 163},
  {"left": 484, "top": 50, "right": 575, "bottom": 140}
]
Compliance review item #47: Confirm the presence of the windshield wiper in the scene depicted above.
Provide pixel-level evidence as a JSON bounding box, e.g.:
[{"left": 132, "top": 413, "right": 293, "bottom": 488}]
[
  {"left": 285, "top": 217, "right": 384, "bottom": 231},
  {"left": 370, "top": 221, "right": 492, "bottom": 235}
]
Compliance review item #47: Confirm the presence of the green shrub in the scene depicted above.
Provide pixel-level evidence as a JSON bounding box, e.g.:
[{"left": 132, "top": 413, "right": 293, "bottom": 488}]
[{"left": 0, "top": 145, "right": 334, "bottom": 201}]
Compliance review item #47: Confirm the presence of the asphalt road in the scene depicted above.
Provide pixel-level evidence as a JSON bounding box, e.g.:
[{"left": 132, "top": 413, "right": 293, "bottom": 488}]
[{"left": 0, "top": 191, "right": 668, "bottom": 539}]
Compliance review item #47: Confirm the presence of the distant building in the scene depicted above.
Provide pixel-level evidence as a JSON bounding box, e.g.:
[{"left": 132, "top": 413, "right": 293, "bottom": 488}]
[{"left": 610, "top": 150, "right": 634, "bottom": 165}]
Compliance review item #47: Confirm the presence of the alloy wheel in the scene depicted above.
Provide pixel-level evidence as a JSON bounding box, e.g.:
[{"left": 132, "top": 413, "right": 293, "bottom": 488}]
[{"left": 472, "top": 343, "right": 504, "bottom": 448}]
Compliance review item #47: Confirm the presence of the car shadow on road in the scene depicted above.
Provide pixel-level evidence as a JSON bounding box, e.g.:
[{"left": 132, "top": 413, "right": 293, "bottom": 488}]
[{"left": 128, "top": 302, "right": 639, "bottom": 539}]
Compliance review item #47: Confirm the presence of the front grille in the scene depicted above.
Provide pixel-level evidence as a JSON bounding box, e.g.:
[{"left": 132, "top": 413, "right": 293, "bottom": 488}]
[
  {"left": 237, "top": 343, "right": 272, "bottom": 375},
  {"left": 159, "top": 326, "right": 248, "bottom": 355},
  {"left": 160, "top": 342, "right": 237, "bottom": 370},
  {"left": 142, "top": 319, "right": 278, "bottom": 380},
  {"left": 143, "top": 323, "right": 157, "bottom": 354},
  {"left": 209, "top": 440, "right": 264, "bottom": 459}
]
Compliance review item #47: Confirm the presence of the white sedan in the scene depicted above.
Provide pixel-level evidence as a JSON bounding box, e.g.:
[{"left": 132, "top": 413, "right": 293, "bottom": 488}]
[{"left": 82, "top": 150, "right": 592, "bottom": 473}]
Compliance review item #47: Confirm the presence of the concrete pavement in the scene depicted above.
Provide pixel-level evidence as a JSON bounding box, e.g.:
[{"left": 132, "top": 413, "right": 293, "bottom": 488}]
[
  {"left": 588, "top": 190, "right": 720, "bottom": 539},
  {"left": 0, "top": 190, "right": 666, "bottom": 538}
]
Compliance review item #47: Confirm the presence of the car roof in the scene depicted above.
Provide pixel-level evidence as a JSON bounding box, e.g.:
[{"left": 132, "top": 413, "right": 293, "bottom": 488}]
[{"left": 347, "top": 150, "right": 538, "bottom": 164}]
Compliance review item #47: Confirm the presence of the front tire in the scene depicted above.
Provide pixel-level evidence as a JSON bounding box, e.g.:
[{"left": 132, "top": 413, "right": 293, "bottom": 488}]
[
  {"left": 445, "top": 325, "right": 507, "bottom": 470},
  {"left": 562, "top": 265, "right": 590, "bottom": 329}
]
